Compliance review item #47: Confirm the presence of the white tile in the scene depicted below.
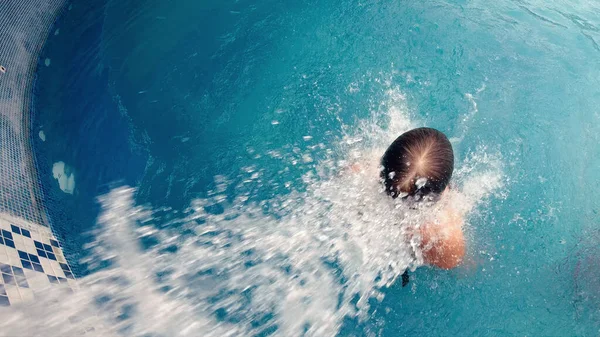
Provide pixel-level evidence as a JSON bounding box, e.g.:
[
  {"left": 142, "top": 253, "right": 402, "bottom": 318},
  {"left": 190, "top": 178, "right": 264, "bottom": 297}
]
[
  {"left": 23, "top": 236, "right": 35, "bottom": 246},
  {"left": 23, "top": 269, "right": 36, "bottom": 278},
  {"left": 40, "top": 259, "right": 54, "bottom": 276},
  {"left": 55, "top": 255, "right": 66, "bottom": 264},
  {"left": 25, "top": 245, "right": 37, "bottom": 255},
  {"left": 66, "top": 278, "right": 79, "bottom": 290},
  {"left": 5, "top": 248, "right": 17, "bottom": 258},
  {"left": 40, "top": 231, "right": 51, "bottom": 241},
  {"left": 24, "top": 270, "right": 50, "bottom": 290},
  {"left": 49, "top": 260, "right": 61, "bottom": 270},
  {"left": 12, "top": 235, "right": 25, "bottom": 249},
  {"left": 0, "top": 252, "right": 8, "bottom": 265},
  {"left": 7, "top": 254, "right": 20, "bottom": 266},
  {"left": 19, "top": 287, "right": 34, "bottom": 303},
  {"left": 24, "top": 244, "right": 37, "bottom": 255},
  {"left": 55, "top": 249, "right": 65, "bottom": 260},
  {"left": 30, "top": 232, "right": 41, "bottom": 242},
  {"left": 4, "top": 284, "right": 20, "bottom": 303},
  {"left": 25, "top": 230, "right": 36, "bottom": 238},
  {"left": 0, "top": 221, "right": 10, "bottom": 231},
  {"left": 51, "top": 263, "right": 66, "bottom": 278},
  {"left": 21, "top": 224, "right": 34, "bottom": 232}
]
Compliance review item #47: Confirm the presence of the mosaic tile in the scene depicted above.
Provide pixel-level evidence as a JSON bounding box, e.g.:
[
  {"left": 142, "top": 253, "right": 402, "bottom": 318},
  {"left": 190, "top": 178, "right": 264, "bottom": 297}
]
[
  {"left": 2, "top": 229, "right": 13, "bottom": 240},
  {"left": 21, "top": 229, "right": 31, "bottom": 238},
  {"left": 0, "top": 215, "right": 76, "bottom": 306}
]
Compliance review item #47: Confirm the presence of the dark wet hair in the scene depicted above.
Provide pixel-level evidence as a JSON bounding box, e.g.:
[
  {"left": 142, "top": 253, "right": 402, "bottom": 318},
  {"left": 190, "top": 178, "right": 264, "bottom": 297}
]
[{"left": 380, "top": 127, "right": 454, "bottom": 199}]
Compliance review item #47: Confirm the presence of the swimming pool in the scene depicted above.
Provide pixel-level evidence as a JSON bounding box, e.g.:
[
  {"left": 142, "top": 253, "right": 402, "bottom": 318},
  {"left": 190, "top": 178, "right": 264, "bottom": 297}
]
[{"left": 4, "top": 0, "right": 600, "bottom": 335}]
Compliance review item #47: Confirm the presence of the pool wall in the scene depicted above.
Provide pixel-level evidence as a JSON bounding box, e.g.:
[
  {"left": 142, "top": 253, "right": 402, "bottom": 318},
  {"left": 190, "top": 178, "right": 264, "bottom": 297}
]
[{"left": 0, "top": 0, "right": 75, "bottom": 305}]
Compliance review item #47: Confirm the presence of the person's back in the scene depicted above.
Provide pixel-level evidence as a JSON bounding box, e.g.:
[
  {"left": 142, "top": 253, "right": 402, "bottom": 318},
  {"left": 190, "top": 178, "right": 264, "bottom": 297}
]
[{"left": 381, "top": 127, "right": 465, "bottom": 269}]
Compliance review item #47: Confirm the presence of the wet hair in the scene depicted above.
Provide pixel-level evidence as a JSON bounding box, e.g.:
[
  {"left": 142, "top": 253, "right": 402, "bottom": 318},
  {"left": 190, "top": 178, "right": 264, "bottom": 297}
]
[{"left": 380, "top": 127, "right": 454, "bottom": 200}]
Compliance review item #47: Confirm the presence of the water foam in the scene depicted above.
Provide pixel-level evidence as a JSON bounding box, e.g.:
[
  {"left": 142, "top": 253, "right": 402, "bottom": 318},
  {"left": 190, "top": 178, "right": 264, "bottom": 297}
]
[{"left": 0, "top": 88, "right": 505, "bottom": 337}]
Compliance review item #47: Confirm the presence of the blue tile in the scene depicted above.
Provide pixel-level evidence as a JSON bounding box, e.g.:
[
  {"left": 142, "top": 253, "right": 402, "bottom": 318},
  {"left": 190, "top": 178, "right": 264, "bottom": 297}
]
[
  {"left": 65, "top": 271, "right": 74, "bottom": 279},
  {"left": 1, "top": 230, "right": 12, "bottom": 240},
  {"left": 0, "top": 284, "right": 5, "bottom": 296},
  {"left": 0, "top": 296, "right": 9, "bottom": 306},
  {"left": 50, "top": 239, "right": 59, "bottom": 247},
  {"left": 16, "top": 276, "right": 28, "bottom": 288},
  {"left": 18, "top": 250, "right": 29, "bottom": 260},
  {"left": 5, "top": 239, "right": 14, "bottom": 248},
  {"left": 59, "top": 263, "right": 69, "bottom": 271},
  {"left": 47, "top": 252, "right": 56, "bottom": 261},
  {"left": 0, "top": 237, "right": 3, "bottom": 245},
  {"left": 10, "top": 225, "right": 20, "bottom": 235},
  {"left": 57, "top": 277, "right": 66, "bottom": 284},
  {"left": 2, "top": 273, "right": 15, "bottom": 285},
  {"left": 34, "top": 241, "right": 43, "bottom": 249},
  {"left": 43, "top": 244, "right": 52, "bottom": 252},
  {"left": 21, "top": 229, "right": 30, "bottom": 238},
  {"left": 29, "top": 254, "right": 40, "bottom": 264},
  {"left": 21, "top": 260, "right": 32, "bottom": 270},
  {"left": 32, "top": 263, "right": 44, "bottom": 273},
  {"left": 12, "top": 267, "right": 24, "bottom": 277},
  {"left": 0, "top": 263, "right": 11, "bottom": 274},
  {"left": 37, "top": 249, "right": 47, "bottom": 258},
  {"left": 47, "top": 275, "right": 58, "bottom": 284}
]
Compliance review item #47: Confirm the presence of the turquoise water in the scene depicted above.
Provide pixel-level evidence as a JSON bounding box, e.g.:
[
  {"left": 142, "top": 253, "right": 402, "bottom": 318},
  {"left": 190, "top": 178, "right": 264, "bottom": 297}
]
[{"left": 25, "top": 0, "right": 600, "bottom": 335}]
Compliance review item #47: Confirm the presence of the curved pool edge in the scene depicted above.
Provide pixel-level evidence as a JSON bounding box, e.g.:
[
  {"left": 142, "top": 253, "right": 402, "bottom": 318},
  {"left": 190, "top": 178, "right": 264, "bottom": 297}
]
[{"left": 0, "top": 0, "right": 76, "bottom": 305}]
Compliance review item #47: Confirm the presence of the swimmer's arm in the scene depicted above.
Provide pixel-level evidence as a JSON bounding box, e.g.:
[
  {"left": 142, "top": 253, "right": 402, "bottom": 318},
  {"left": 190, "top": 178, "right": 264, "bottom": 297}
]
[{"left": 419, "top": 208, "right": 465, "bottom": 269}]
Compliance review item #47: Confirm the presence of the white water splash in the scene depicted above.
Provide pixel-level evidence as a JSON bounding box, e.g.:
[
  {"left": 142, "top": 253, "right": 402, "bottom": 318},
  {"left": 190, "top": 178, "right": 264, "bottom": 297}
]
[
  {"left": 0, "top": 88, "right": 504, "bottom": 337},
  {"left": 451, "top": 82, "right": 487, "bottom": 146}
]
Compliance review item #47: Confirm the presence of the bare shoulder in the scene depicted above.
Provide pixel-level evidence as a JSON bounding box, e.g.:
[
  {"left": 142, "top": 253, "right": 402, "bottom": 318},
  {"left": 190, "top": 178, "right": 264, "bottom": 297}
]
[
  {"left": 420, "top": 223, "right": 465, "bottom": 269},
  {"left": 420, "top": 201, "right": 466, "bottom": 269}
]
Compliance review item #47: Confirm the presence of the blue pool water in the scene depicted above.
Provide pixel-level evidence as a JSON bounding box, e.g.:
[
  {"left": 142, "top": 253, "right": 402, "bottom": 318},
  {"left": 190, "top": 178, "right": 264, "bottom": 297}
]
[{"left": 20, "top": 0, "right": 600, "bottom": 335}]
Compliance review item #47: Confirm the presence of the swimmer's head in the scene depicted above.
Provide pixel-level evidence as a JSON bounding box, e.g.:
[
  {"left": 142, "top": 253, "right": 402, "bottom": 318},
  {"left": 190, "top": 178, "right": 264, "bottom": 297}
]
[{"left": 380, "top": 127, "right": 454, "bottom": 200}]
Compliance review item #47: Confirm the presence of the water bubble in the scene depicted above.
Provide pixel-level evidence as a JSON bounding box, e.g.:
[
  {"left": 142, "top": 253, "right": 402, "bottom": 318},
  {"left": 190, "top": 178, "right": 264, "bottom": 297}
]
[{"left": 416, "top": 177, "right": 428, "bottom": 189}]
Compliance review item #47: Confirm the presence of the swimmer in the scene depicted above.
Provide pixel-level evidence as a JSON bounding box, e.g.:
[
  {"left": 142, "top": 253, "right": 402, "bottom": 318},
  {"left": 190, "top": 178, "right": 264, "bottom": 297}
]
[{"left": 380, "top": 127, "right": 465, "bottom": 271}]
